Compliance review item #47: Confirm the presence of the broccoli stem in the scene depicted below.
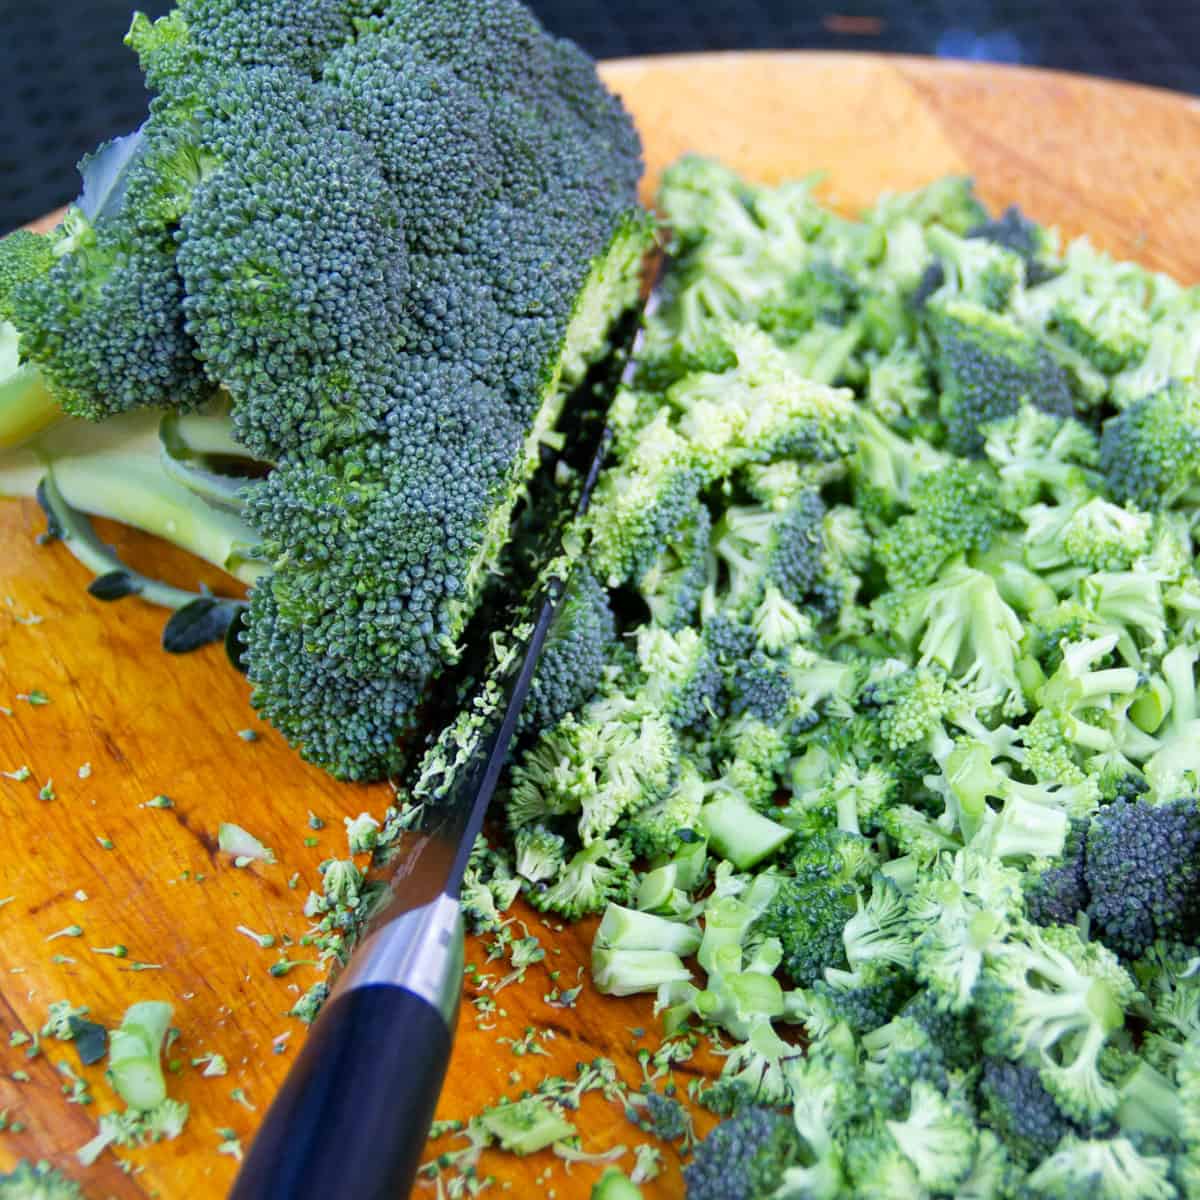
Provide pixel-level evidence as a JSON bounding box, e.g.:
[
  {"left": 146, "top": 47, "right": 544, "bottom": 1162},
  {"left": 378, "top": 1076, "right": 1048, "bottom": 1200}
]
[
  {"left": 0, "top": 350, "right": 61, "bottom": 449},
  {"left": 699, "top": 791, "right": 793, "bottom": 870},
  {"left": 38, "top": 475, "right": 223, "bottom": 610},
  {"left": 0, "top": 409, "right": 264, "bottom": 584}
]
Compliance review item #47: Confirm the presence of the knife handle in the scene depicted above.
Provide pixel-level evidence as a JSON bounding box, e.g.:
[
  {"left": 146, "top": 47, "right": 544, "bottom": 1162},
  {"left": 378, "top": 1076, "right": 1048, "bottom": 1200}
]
[{"left": 232, "top": 894, "right": 464, "bottom": 1200}]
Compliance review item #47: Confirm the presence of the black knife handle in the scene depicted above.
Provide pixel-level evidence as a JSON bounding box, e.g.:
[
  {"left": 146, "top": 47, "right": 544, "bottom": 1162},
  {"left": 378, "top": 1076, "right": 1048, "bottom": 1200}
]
[
  {"left": 233, "top": 893, "right": 464, "bottom": 1199},
  {"left": 231, "top": 982, "right": 451, "bottom": 1200}
]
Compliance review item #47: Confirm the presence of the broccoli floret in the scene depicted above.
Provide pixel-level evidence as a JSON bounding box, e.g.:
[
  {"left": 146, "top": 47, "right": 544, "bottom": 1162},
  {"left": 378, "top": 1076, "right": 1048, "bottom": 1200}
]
[
  {"left": 1026, "top": 1136, "right": 1176, "bottom": 1199},
  {"left": 683, "top": 1105, "right": 803, "bottom": 1200},
  {"left": 979, "top": 922, "right": 1138, "bottom": 1121},
  {"left": 926, "top": 223, "right": 1026, "bottom": 310},
  {"left": 981, "top": 402, "right": 1100, "bottom": 510},
  {"left": 876, "top": 461, "right": 1009, "bottom": 588},
  {"left": 884, "top": 1079, "right": 979, "bottom": 1192},
  {"left": 512, "top": 824, "right": 567, "bottom": 885},
  {"left": 927, "top": 297, "right": 1075, "bottom": 454},
  {"left": 522, "top": 568, "right": 614, "bottom": 733},
  {"left": 810, "top": 963, "right": 915, "bottom": 1036},
  {"left": 1100, "top": 382, "right": 1200, "bottom": 511},
  {"left": 637, "top": 625, "right": 723, "bottom": 733},
  {"left": 709, "top": 489, "right": 828, "bottom": 613},
  {"left": 968, "top": 204, "right": 1060, "bottom": 286},
  {"left": 1085, "top": 797, "right": 1200, "bottom": 959},
  {"left": 526, "top": 837, "right": 634, "bottom": 920},
  {"left": 980, "top": 1058, "right": 1082, "bottom": 1166},
  {"left": 0, "top": 1161, "right": 86, "bottom": 1199},
  {"left": 756, "top": 832, "right": 869, "bottom": 985},
  {"left": 1025, "top": 817, "right": 1091, "bottom": 928},
  {"left": 638, "top": 497, "right": 712, "bottom": 631},
  {"left": 861, "top": 1016, "right": 952, "bottom": 1118},
  {"left": 875, "top": 562, "right": 1026, "bottom": 715}
]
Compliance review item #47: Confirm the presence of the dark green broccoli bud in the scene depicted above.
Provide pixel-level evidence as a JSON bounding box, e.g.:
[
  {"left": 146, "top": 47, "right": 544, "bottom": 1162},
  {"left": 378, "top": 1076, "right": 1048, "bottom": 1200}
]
[
  {"left": 861, "top": 1016, "right": 953, "bottom": 1121},
  {"left": 177, "top": 70, "right": 410, "bottom": 459},
  {"left": 979, "top": 1058, "right": 1081, "bottom": 1167},
  {"left": 757, "top": 831, "right": 872, "bottom": 986},
  {"left": 1100, "top": 382, "right": 1200, "bottom": 511},
  {"left": 710, "top": 489, "right": 828, "bottom": 615},
  {"left": 726, "top": 651, "right": 793, "bottom": 724},
  {"left": 241, "top": 582, "right": 423, "bottom": 781},
  {"left": 630, "top": 1092, "right": 690, "bottom": 1143},
  {"left": 967, "top": 205, "right": 1060, "bottom": 286},
  {"left": 142, "top": 0, "right": 358, "bottom": 83},
  {"left": 522, "top": 568, "right": 614, "bottom": 733},
  {"left": 683, "top": 1105, "right": 803, "bottom": 1200},
  {"left": 875, "top": 460, "right": 1009, "bottom": 588},
  {"left": 927, "top": 297, "right": 1075, "bottom": 455},
  {"left": 811, "top": 963, "right": 916, "bottom": 1036},
  {"left": 638, "top": 498, "right": 711, "bottom": 631},
  {"left": 756, "top": 263, "right": 859, "bottom": 342},
  {"left": 896, "top": 990, "right": 978, "bottom": 1073},
  {"left": 637, "top": 625, "right": 723, "bottom": 734},
  {"left": 1085, "top": 797, "right": 1200, "bottom": 958},
  {"left": 1025, "top": 816, "right": 1090, "bottom": 928},
  {"left": 323, "top": 37, "right": 501, "bottom": 254}
]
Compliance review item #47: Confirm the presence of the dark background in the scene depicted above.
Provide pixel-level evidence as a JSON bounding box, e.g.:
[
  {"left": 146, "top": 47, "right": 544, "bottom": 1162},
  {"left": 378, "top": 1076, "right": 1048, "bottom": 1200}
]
[{"left": 2, "top": 0, "right": 1198, "bottom": 234}]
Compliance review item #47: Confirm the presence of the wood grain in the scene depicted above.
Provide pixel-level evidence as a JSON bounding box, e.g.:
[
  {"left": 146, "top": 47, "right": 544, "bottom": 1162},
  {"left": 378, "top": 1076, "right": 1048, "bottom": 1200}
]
[{"left": 2, "top": 51, "right": 1199, "bottom": 1199}]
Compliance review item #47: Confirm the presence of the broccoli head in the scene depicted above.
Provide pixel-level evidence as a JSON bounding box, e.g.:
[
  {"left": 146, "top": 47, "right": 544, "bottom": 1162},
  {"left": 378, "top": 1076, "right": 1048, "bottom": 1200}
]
[
  {"left": 926, "top": 297, "right": 1075, "bottom": 455},
  {"left": 1085, "top": 797, "right": 1200, "bottom": 959},
  {"left": 1100, "top": 382, "right": 1200, "bottom": 511},
  {"left": 683, "top": 1105, "right": 803, "bottom": 1200}
]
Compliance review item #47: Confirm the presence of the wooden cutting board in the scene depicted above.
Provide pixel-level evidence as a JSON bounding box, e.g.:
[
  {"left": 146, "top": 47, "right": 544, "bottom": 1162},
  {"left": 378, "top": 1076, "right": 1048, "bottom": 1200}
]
[{"left": 2, "top": 51, "right": 1199, "bottom": 1199}]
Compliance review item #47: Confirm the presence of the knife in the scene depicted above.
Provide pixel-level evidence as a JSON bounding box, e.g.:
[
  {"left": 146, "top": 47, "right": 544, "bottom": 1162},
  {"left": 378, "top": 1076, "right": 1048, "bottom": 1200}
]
[{"left": 230, "top": 282, "right": 656, "bottom": 1200}]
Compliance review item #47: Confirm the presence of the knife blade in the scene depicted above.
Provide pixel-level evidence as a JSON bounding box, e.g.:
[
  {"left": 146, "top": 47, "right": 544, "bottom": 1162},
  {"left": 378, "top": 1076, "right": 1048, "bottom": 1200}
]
[{"left": 231, "top": 276, "right": 658, "bottom": 1200}]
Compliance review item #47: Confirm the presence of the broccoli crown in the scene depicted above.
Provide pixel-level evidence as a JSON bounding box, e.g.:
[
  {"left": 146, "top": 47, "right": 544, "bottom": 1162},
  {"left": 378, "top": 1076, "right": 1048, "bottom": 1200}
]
[
  {"left": 979, "top": 1057, "right": 1082, "bottom": 1166},
  {"left": 683, "top": 1105, "right": 803, "bottom": 1200},
  {"left": 6, "top": 153, "right": 209, "bottom": 419},
  {"left": 2, "top": 0, "right": 648, "bottom": 781},
  {"left": 927, "top": 298, "right": 1076, "bottom": 455},
  {"left": 1084, "top": 797, "right": 1200, "bottom": 958},
  {"left": 1100, "top": 382, "right": 1200, "bottom": 511},
  {"left": 522, "top": 568, "right": 615, "bottom": 733}
]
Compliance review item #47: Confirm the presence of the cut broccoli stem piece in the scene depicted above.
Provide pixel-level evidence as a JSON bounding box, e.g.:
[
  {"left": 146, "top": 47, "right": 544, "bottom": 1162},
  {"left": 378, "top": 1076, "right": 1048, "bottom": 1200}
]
[
  {"left": 699, "top": 791, "right": 793, "bottom": 869},
  {"left": 0, "top": 351, "right": 61, "bottom": 450},
  {"left": 158, "top": 406, "right": 261, "bottom": 514},
  {"left": 478, "top": 1096, "right": 576, "bottom": 1155},
  {"left": 0, "top": 409, "right": 264, "bottom": 584}
]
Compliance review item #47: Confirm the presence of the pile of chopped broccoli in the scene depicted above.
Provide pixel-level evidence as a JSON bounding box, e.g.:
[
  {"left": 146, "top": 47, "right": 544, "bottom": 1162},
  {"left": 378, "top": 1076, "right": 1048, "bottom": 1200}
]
[{"left": 484, "top": 159, "right": 1200, "bottom": 1197}]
